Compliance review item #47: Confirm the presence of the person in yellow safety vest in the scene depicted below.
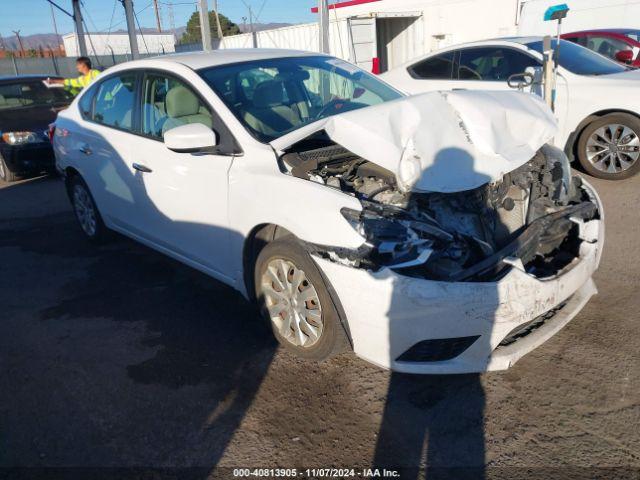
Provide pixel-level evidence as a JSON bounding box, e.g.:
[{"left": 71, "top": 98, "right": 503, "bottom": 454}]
[{"left": 47, "top": 57, "right": 100, "bottom": 96}]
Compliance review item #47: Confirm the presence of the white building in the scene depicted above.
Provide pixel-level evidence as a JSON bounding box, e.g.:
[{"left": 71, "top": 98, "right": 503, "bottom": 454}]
[
  {"left": 63, "top": 32, "right": 176, "bottom": 57},
  {"left": 221, "top": 0, "right": 640, "bottom": 73}
]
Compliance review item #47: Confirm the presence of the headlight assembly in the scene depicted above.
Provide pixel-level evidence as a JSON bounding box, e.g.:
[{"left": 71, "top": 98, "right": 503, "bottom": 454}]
[{"left": 1, "top": 131, "right": 41, "bottom": 145}]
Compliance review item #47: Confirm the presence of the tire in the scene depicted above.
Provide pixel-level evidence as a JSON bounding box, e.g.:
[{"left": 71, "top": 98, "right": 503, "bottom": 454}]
[
  {"left": 254, "top": 238, "right": 348, "bottom": 360},
  {"left": 577, "top": 113, "right": 640, "bottom": 180},
  {"left": 0, "top": 153, "right": 18, "bottom": 182},
  {"left": 68, "top": 175, "right": 108, "bottom": 242}
]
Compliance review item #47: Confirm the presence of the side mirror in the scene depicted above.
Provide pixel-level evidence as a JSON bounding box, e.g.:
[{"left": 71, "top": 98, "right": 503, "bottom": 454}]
[
  {"left": 615, "top": 50, "right": 634, "bottom": 65},
  {"left": 163, "top": 123, "right": 218, "bottom": 153},
  {"left": 507, "top": 71, "right": 534, "bottom": 90}
]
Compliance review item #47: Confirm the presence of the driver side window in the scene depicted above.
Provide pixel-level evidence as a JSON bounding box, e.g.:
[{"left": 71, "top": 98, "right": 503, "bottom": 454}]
[
  {"left": 457, "top": 47, "right": 540, "bottom": 81},
  {"left": 140, "top": 73, "right": 213, "bottom": 140}
]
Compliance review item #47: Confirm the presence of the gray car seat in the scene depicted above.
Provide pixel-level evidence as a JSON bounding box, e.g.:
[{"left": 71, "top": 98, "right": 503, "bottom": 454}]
[
  {"left": 162, "top": 85, "right": 212, "bottom": 135},
  {"left": 242, "top": 80, "right": 302, "bottom": 136}
]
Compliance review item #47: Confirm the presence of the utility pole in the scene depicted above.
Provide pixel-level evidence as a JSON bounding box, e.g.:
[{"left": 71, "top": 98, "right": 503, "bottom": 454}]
[
  {"left": 122, "top": 0, "right": 140, "bottom": 59},
  {"left": 72, "top": 0, "right": 88, "bottom": 56},
  {"left": 12, "top": 30, "right": 24, "bottom": 56},
  {"left": 152, "top": 0, "right": 162, "bottom": 32},
  {"left": 198, "top": 0, "right": 212, "bottom": 51},
  {"left": 318, "top": 0, "right": 330, "bottom": 54},
  {"left": 212, "top": 0, "right": 224, "bottom": 44},
  {"left": 248, "top": 6, "right": 257, "bottom": 48},
  {"left": 50, "top": 3, "right": 61, "bottom": 51},
  {"left": 168, "top": 3, "right": 177, "bottom": 41}
]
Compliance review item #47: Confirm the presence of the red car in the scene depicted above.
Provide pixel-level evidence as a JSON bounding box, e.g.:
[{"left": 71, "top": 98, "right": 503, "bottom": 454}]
[{"left": 561, "top": 29, "right": 640, "bottom": 67}]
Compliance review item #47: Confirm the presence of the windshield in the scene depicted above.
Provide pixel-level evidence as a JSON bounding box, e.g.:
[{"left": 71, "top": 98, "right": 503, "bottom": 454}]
[
  {"left": 199, "top": 55, "right": 402, "bottom": 142},
  {"left": 526, "top": 39, "right": 628, "bottom": 75},
  {"left": 0, "top": 81, "right": 73, "bottom": 110}
]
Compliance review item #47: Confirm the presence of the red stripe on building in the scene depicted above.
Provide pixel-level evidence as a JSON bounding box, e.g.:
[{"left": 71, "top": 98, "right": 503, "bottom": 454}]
[{"left": 311, "top": 0, "right": 382, "bottom": 13}]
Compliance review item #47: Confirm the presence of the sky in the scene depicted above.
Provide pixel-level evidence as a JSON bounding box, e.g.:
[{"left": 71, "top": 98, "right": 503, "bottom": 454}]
[{"left": 0, "top": 0, "right": 319, "bottom": 37}]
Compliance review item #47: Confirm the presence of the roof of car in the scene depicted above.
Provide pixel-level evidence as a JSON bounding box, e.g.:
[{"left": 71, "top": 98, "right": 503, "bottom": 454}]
[
  {"left": 564, "top": 28, "right": 640, "bottom": 35},
  {"left": 135, "top": 48, "right": 325, "bottom": 70},
  {"left": 496, "top": 36, "right": 545, "bottom": 44},
  {"left": 561, "top": 29, "right": 640, "bottom": 45}
]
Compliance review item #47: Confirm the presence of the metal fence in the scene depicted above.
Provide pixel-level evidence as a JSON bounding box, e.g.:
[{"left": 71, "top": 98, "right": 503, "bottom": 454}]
[{"left": 0, "top": 52, "right": 157, "bottom": 78}]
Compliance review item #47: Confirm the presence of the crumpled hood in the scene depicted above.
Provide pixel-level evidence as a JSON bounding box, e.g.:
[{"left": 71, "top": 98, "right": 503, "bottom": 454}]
[{"left": 271, "top": 90, "right": 558, "bottom": 193}]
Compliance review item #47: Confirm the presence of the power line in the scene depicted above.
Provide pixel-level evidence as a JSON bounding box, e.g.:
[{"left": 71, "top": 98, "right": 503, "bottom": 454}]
[
  {"left": 105, "top": 0, "right": 119, "bottom": 46},
  {"left": 133, "top": 7, "right": 151, "bottom": 54}
]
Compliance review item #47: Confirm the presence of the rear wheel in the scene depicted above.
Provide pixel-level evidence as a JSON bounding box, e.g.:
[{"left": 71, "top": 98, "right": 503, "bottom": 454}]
[
  {"left": 577, "top": 113, "right": 640, "bottom": 180},
  {"left": 0, "top": 154, "right": 18, "bottom": 182},
  {"left": 254, "top": 238, "right": 348, "bottom": 360},
  {"left": 69, "top": 175, "right": 108, "bottom": 242}
]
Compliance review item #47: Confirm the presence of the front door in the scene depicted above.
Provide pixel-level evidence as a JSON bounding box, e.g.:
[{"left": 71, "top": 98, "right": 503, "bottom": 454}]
[{"left": 128, "top": 71, "right": 236, "bottom": 278}]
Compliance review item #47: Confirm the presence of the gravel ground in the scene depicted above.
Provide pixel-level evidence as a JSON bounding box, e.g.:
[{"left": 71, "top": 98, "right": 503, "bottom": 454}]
[{"left": 0, "top": 173, "right": 638, "bottom": 479}]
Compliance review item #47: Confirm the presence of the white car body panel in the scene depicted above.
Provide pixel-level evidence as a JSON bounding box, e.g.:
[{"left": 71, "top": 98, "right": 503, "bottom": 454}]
[
  {"left": 380, "top": 39, "right": 640, "bottom": 157},
  {"left": 53, "top": 50, "right": 604, "bottom": 373}
]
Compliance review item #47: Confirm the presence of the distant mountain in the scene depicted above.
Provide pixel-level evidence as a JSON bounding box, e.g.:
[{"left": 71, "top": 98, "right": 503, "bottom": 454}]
[
  {"left": 0, "top": 33, "right": 62, "bottom": 50},
  {"left": 0, "top": 22, "right": 294, "bottom": 51}
]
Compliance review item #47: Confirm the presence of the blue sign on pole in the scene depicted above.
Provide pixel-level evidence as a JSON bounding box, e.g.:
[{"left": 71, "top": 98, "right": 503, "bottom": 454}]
[{"left": 544, "top": 4, "right": 570, "bottom": 21}]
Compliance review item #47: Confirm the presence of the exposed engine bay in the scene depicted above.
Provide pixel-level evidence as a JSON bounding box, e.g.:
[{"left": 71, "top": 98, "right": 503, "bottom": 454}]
[{"left": 280, "top": 135, "right": 599, "bottom": 282}]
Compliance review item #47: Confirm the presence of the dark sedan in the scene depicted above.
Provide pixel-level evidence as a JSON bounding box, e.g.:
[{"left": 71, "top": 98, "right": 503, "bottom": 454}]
[{"left": 0, "top": 75, "right": 74, "bottom": 182}]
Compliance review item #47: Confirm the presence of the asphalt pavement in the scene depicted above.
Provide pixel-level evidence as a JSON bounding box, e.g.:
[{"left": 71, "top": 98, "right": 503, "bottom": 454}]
[{"left": 0, "top": 173, "right": 638, "bottom": 478}]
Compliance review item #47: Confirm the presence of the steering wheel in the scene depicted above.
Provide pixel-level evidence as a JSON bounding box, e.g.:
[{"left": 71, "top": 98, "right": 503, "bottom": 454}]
[{"left": 314, "top": 98, "right": 348, "bottom": 120}]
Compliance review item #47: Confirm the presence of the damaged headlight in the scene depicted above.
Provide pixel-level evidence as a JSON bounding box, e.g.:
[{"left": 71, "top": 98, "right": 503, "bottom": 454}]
[
  {"left": 540, "top": 144, "right": 573, "bottom": 202},
  {"left": 340, "top": 206, "right": 462, "bottom": 269}
]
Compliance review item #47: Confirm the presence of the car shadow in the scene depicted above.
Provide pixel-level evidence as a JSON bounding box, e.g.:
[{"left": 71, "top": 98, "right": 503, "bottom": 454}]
[
  {"left": 25, "top": 119, "right": 281, "bottom": 469},
  {"left": 373, "top": 148, "right": 503, "bottom": 478}
]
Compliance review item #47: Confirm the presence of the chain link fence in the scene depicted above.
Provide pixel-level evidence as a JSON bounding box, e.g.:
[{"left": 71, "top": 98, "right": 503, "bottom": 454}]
[{"left": 0, "top": 52, "right": 160, "bottom": 78}]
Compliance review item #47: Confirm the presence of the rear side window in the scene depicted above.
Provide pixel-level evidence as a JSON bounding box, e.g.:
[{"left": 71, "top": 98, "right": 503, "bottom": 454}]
[
  {"left": 457, "top": 47, "right": 539, "bottom": 81},
  {"left": 78, "top": 85, "right": 97, "bottom": 119},
  {"left": 587, "top": 36, "right": 633, "bottom": 61},
  {"left": 92, "top": 74, "right": 137, "bottom": 131},
  {"left": 0, "top": 81, "right": 73, "bottom": 109},
  {"left": 409, "top": 52, "right": 455, "bottom": 79}
]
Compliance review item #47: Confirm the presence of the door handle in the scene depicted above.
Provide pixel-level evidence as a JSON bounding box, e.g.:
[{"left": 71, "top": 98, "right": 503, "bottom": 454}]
[
  {"left": 79, "top": 144, "right": 92, "bottom": 155},
  {"left": 132, "top": 163, "right": 153, "bottom": 173}
]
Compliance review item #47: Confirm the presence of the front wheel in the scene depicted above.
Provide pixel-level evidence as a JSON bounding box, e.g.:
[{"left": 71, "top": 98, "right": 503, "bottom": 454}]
[
  {"left": 577, "top": 113, "right": 640, "bottom": 180},
  {"left": 254, "top": 238, "right": 348, "bottom": 360}
]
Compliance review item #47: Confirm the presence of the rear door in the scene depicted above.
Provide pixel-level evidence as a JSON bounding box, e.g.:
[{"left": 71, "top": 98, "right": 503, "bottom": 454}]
[{"left": 69, "top": 71, "right": 142, "bottom": 231}]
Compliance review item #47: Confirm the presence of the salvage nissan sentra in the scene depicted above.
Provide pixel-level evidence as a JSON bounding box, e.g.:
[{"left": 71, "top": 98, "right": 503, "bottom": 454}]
[{"left": 52, "top": 49, "right": 604, "bottom": 374}]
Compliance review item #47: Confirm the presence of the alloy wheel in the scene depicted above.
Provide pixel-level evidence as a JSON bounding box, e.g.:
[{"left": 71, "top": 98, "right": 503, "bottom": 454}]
[
  {"left": 586, "top": 123, "right": 640, "bottom": 174},
  {"left": 260, "top": 258, "right": 323, "bottom": 348},
  {"left": 73, "top": 184, "right": 97, "bottom": 237}
]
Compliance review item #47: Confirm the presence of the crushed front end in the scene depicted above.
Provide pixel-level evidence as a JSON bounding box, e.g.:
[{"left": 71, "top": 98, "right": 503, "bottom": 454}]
[{"left": 280, "top": 136, "right": 603, "bottom": 373}]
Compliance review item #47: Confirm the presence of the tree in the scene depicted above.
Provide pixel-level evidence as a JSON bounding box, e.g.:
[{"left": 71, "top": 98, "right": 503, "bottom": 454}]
[{"left": 179, "top": 11, "right": 240, "bottom": 45}]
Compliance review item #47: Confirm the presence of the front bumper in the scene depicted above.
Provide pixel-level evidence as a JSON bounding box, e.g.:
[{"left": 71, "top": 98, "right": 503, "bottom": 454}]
[
  {"left": 314, "top": 181, "right": 604, "bottom": 374},
  {"left": 0, "top": 142, "right": 55, "bottom": 174}
]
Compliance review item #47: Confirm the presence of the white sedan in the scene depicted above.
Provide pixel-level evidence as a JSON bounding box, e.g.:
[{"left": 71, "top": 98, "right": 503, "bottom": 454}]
[
  {"left": 53, "top": 49, "right": 603, "bottom": 374},
  {"left": 382, "top": 37, "right": 640, "bottom": 180}
]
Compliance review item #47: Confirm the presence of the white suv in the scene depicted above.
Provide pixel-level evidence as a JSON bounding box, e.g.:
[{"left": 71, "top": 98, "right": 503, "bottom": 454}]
[{"left": 53, "top": 49, "right": 604, "bottom": 374}]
